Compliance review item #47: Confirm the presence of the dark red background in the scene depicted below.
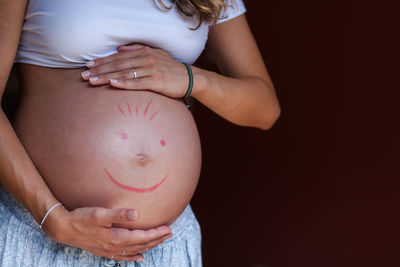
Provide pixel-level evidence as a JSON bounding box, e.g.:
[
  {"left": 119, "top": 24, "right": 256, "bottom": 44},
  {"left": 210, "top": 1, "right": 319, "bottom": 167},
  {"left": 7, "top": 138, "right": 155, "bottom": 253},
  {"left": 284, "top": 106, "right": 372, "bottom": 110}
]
[
  {"left": 3, "top": 0, "right": 399, "bottom": 266},
  {"left": 191, "top": 0, "right": 399, "bottom": 267}
]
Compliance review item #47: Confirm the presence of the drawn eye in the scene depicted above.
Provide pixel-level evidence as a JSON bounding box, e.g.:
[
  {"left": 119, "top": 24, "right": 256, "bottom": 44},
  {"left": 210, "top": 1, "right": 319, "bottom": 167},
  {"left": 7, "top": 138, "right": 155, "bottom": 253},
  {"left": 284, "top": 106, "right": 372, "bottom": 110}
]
[
  {"left": 115, "top": 129, "right": 128, "bottom": 140},
  {"left": 160, "top": 136, "right": 169, "bottom": 146}
]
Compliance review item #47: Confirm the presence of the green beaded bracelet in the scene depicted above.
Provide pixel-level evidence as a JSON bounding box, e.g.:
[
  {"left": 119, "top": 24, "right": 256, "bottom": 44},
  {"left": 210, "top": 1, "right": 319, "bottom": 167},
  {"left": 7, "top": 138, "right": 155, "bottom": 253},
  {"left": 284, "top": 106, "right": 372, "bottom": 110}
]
[{"left": 182, "top": 63, "right": 193, "bottom": 109}]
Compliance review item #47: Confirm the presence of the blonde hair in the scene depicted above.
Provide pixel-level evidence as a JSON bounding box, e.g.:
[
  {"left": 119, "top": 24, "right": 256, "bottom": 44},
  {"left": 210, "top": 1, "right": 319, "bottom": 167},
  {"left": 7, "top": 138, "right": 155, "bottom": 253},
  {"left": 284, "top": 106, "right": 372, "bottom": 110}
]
[{"left": 153, "top": 0, "right": 231, "bottom": 30}]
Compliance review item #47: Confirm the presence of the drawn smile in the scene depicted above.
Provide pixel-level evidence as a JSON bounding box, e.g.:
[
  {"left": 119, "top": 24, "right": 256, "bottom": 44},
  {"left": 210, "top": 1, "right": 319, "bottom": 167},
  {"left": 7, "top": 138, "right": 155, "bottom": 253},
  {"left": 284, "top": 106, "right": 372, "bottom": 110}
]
[
  {"left": 105, "top": 100, "right": 170, "bottom": 193},
  {"left": 104, "top": 169, "right": 168, "bottom": 193}
]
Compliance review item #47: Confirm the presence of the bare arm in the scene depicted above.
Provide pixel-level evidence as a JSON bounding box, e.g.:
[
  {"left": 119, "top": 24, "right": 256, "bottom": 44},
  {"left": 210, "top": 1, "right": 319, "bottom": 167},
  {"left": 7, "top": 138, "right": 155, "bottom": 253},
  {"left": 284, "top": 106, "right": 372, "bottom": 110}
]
[
  {"left": 0, "top": 0, "right": 58, "bottom": 227},
  {"left": 191, "top": 14, "right": 281, "bottom": 130},
  {"left": 0, "top": 0, "right": 171, "bottom": 261},
  {"left": 87, "top": 13, "right": 280, "bottom": 130}
]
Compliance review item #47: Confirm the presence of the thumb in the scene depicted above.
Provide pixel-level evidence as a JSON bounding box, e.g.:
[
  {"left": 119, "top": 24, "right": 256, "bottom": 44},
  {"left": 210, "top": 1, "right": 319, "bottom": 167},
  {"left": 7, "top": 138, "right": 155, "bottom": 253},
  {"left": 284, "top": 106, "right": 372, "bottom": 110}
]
[
  {"left": 100, "top": 208, "right": 139, "bottom": 225},
  {"left": 118, "top": 43, "right": 146, "bottom": 51}
]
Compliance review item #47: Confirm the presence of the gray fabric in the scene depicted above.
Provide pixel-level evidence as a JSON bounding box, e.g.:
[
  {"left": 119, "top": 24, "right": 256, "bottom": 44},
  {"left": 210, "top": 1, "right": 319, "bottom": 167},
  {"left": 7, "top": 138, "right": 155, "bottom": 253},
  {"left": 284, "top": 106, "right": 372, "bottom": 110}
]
[{"left": 0, "top": 186, "right": 202, "bottom": 267}]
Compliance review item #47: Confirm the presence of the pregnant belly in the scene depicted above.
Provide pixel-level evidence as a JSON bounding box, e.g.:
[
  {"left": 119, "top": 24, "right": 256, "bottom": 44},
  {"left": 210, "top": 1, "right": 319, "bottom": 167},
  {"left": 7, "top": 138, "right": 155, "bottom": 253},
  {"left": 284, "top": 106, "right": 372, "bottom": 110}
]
[{"left": 12, "top": 66, "right": 201, "bottom": 229}]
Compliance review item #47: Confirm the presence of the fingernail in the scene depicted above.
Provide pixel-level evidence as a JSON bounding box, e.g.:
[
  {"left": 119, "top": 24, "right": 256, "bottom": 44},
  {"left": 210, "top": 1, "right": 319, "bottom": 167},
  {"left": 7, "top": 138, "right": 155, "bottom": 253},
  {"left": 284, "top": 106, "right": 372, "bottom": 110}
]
[
  {"left": 86, "top": 60, "right": 95, "bottom": 67},
  {"left": 137, "top": 258, "right": 144, "bottom": 262},
  {"left": 110, "top": 79, "right": 118, "bottom": 83},
  {"left": 89, "top": 76, "right": 98, "bottom": 82},
  {"left": 81, "top": 70, "right": 90, "bottom": 79},
  {"left": 127, "top": 210, "right": 137, "bottom": 220}
]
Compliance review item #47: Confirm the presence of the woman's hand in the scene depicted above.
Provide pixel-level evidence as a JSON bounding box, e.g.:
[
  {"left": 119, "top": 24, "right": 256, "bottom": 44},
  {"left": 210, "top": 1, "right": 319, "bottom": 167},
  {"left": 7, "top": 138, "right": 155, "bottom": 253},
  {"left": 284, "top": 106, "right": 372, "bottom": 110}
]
[
  {"left": 81, "top": 44, "right": 190, "bottom": 99},
  {"left": 43, "top": 205, "right": 172, "bottom": 262}
]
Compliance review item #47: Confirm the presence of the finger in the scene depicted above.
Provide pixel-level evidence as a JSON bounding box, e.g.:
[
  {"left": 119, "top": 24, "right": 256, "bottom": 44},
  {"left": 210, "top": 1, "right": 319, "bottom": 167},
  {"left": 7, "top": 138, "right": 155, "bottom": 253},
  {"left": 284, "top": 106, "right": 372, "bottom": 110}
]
[
  {"left": 124, "top": 232, "right": 173, "bottom": 254},
  {"left": 109, "top": 225, "right": 172, "bottom": 247},
  {"left": 100, "top": 227, "right": 170, "bottom": 251},
  {"left": 88, "top": 67, "right": 150, "bottom": 86},
  {"left": 126, "top": 226, "right": 172, "bottom": 245},
  {"left": 84, "top": 60, "right": 132, "bottom": 79},
  {"left": 109, "top": 77, "right": 158, "bottom": 91},
  {"left": 98, "top": 234, "right": 165, "bottom": 258},
  {"left": 92, "top": 208, "right": 138, "bottom": 227},
  {"left": 84, "top": 230, "right": 171, "bottom": 257},
  {"left": 86, "top": 46, "right": 153, "bottom": 68},
  {"left": 86, "top": 56, "right": 149, "bottom": 79}
]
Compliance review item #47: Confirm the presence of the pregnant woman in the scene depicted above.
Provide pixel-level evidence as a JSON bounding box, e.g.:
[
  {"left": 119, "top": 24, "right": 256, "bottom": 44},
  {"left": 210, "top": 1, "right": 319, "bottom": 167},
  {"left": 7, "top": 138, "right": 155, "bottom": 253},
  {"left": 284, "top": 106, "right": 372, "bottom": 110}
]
[{"left": 0, "top": 0, "right": 280, "bottom": 266}]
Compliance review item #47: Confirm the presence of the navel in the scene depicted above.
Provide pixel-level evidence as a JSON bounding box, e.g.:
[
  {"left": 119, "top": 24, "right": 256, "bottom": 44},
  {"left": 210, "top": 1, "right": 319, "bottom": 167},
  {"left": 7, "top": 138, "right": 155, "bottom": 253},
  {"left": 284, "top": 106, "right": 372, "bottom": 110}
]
[{"left": 133, "top": 153, "right": 151, "bottom": 167}]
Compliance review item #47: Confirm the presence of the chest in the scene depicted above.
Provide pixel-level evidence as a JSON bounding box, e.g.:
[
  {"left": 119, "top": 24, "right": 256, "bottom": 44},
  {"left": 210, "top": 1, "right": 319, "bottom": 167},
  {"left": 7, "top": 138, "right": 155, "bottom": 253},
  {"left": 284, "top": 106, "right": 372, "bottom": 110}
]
[{"left": 22, "top": 0, "right": 210, "bottom": 64}]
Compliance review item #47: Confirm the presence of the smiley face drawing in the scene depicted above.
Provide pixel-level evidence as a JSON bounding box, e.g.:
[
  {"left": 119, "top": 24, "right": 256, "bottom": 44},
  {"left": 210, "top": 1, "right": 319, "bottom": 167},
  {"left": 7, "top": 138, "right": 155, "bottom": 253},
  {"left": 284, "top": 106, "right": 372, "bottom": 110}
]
[{"left": 104, "top": 100, "right": 170, "bottom": 193}]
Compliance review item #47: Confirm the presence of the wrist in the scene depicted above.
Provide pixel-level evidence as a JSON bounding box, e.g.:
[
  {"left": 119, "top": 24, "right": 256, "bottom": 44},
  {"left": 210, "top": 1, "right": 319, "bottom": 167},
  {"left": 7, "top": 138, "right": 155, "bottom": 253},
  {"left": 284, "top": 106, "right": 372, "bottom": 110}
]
[
  {"left": 190, "top": 66, "right": 227, "bottom": 109},
  {"left": 190, "top": 65, "right": 210, "bottom": 100},
  {"left": 41, "top": 203, "right": 69, "bottom": 242},
  {"left": 23, "top": 186, "right": 62, "bottom": 225}
]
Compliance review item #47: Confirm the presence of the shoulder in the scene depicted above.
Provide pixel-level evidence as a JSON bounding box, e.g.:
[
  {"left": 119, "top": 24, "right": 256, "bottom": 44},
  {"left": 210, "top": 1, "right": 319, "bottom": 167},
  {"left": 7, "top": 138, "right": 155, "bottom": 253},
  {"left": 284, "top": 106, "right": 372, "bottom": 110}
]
[{"left": 214, "top": 0, "right": 247, "bottom": 25}]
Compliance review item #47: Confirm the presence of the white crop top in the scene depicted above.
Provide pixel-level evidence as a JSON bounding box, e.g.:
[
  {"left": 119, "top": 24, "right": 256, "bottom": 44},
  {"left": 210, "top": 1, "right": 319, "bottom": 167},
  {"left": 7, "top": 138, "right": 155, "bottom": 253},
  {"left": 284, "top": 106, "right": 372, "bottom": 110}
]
[{"left": 14, "top": 0, "right": 247, "bottom": 68}]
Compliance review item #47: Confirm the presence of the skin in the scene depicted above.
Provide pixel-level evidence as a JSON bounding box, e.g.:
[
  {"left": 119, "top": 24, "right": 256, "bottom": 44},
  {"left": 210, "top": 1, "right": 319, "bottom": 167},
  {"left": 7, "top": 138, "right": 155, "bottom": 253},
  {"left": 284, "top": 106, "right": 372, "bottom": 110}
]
[
  {"left": 0, "top": 0, "right": 280, "bottom": 263},
  {"left": 81, "top": 14, "right": 280, "bottom": 130},
  {"left": 105, "top": 169, "right": 169, "bottom": 193},
  {"left": 12, "top": 63, "right": 201, "bottom": 259},
  {"left": 106, "top": 101, "right": 170, "bottom": 193}
]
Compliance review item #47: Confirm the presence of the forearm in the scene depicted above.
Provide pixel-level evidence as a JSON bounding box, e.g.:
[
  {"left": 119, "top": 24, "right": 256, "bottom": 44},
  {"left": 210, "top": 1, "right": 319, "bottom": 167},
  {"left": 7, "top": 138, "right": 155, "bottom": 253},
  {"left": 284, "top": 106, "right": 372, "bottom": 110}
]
[
  {"left": 0, "top": 110, "right": 61, "bottom": 224},
  {"left": 191, "top": 66, "right": 281, "bottom": 130}
]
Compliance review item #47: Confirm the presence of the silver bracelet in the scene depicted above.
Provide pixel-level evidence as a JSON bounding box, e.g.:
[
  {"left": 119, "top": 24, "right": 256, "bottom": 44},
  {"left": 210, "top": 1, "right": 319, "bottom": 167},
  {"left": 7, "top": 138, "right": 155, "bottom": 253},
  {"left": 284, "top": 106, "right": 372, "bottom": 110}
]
[{"left": 39, "top": 203, "right": 62, "bottom": 229}]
